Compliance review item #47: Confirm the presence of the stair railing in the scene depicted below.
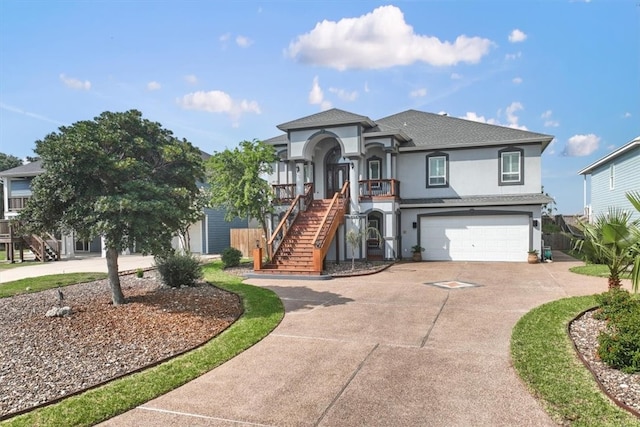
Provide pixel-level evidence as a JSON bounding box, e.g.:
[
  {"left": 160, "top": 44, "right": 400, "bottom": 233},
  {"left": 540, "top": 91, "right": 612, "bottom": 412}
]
[
  {"left": 22, "top": 233, "right": 60, "bottom": 262},
  {"left": 267, "top": 184, "right": 314, "bottom": 262},
  {"left": 312, "top": 181, "right": 349, "bottom": 272}
]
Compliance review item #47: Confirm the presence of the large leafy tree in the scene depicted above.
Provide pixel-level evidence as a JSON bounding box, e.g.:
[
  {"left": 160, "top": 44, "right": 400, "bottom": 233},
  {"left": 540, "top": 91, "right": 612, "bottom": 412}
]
[
  {"left": 575, "top": 207, "right": 640, "bottom": 289},
  {"left": 206, "top": 139, "right": 277, "bottom": 255},
  {"left": 20, "top": 110, "right": 205, "bottom": 305},
  {"left": 0, "top": 153, "right": 23, "bottom": 213}
]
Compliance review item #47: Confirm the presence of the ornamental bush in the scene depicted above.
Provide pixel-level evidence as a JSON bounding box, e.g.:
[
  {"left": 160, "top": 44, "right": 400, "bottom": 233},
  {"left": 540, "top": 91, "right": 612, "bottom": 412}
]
[
  {"left": 595, "top": 289, "right": 640, "bottom": 373},
  {"left": 221, "top": 247, "right": 242, "bottom": 268},
  {"left": 155, "top": 252, "right": 203, "bottom": 288}
]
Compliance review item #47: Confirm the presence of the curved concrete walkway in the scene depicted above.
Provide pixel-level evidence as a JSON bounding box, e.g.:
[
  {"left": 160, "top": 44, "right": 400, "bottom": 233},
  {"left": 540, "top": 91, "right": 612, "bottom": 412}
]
[{"left": 95, "top": 252, "right": 618, "bottom": 426}]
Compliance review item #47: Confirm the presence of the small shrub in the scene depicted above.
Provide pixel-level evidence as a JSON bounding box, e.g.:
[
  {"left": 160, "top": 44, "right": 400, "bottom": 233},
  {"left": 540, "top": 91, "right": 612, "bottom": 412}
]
[
  {"left": 221, "top": 247, "right": 242, "bottom": 268},
  {"left": 155, "top": 253, "right": 203, "bottom": 288},
  {"left": 594, "top": 288, "right": 639, "bottom": 322},
  {"left": 595, "top": 289, "right": 640, "bottom": 373},
  {"left": 136, "top": 268, "right": 144, "bottom": 278}
]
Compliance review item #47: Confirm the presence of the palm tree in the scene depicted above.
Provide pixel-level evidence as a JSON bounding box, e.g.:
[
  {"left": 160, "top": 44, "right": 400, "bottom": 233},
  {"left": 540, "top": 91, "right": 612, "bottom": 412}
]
[
  {"left": 626, "top": 191, "right": 640, "bottom": 292},
  {"left": 345, "top": 226, "right": 383, "bottom": 271},
  {"left": 574, "top": 207, "right": 640, "bottom": 289}
]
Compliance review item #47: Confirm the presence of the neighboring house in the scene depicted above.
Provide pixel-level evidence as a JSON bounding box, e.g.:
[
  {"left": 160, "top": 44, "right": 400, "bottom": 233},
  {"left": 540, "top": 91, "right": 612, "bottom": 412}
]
[
  {"left": 0, "top": 157, "right": 248, "bottom": 260},
  {"left": 578, "top": 136, "right": 640, "bottom": 223},
  {"left": 259, "top": 108, "right": 553, "bottom": 273}
]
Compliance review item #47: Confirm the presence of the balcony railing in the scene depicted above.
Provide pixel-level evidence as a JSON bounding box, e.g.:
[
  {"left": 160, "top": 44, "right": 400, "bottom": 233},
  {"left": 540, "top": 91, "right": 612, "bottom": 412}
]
[
  {"left": 358, "top": 179, "right": 400, "bottom": 199},
  {"left": 8, "top": 196, "right": 31, "bottom": 211},
  {"left": 272, "top": 183, "right": 313, "bottom": 205}
]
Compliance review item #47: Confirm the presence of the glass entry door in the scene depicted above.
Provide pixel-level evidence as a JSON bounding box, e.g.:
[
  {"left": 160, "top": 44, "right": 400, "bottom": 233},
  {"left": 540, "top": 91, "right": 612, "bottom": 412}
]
[{"left": 326, "top": 164, "right": 349, "bottom": 198}]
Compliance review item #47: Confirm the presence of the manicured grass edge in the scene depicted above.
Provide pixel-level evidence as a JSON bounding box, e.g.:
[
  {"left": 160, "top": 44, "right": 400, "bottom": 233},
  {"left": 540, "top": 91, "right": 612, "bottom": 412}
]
[
  {"left": 511, "top": 296, "right": 640, "bottom": 426},
  {"left": 2, "top": 262, "right": 284, "bottom": 427}
]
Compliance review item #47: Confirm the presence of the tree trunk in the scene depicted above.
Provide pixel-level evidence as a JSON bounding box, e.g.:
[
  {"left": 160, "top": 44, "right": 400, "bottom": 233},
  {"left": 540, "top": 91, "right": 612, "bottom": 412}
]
[
  {"left": 260, "top": 220, "right": 271, "bottom": 260},
  {"left": 608, "top": 275, "right": 622, "bottom": 289},
  {"left": 106, "top": 247, "right": 125, "bottom": 305}
]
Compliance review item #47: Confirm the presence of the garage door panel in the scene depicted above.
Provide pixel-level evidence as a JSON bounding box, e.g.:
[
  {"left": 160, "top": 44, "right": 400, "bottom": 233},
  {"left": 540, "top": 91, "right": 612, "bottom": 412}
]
[{"left": 420, "top": 215, "right": 529, "bottom": 262}]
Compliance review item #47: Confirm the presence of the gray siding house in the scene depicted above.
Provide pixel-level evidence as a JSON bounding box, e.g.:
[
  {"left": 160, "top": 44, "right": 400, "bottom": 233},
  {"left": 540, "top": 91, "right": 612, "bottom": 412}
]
[
  {"left": 263, "top": 108, "right": 553, "bottom": 263},
  {"left": 578, "top": 136, "right": 640, "bottom": 222},
  {"left": 0, "top": 159, "right": 247, "bottom": 258}
]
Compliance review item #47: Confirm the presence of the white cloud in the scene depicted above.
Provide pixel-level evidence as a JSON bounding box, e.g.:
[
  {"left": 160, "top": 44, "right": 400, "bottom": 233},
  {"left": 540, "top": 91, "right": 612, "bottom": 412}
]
[
  {"left": 460, "top": 112, "right": 497, "bottom": 125},
  {"left": 409, "top": 88, "right": 427, "bottom": 98},
  {"left": 508, "top": 29, "right": 527, "bottom": 43},
  {"left": 184, "top": 74, "right": 198, "bottom": 85},
  {"left": 0, "top": 102, "right": 64, "bottom": 125},
  {"left": 219, "top": 33, "right": 231, "bottom": 42},
  {"left": 329, "top": 87, "right": 358, "bottom": 101},
  {"left": 177, "top": 90, "right": 261, "bottom": 124},
  {"left": 623, "top": 112, "right": 632, "bottom": 118},
  {"left": 59, "top": 73, "right": 91, "bottom": 90},
  {"left": 450, "top": 73, "right": 462, "bottom": 80},
  {"left": 505, "top": 52, "right": 522, "bottom": 60},
  {"left": 461, "top": 101, "right": 527, "bottom": 129},
  {"left": 541, "top": 110, "right": 559, "bottom": 127},
  {"left": 505, "top": 102, "right": 527, "bottom": 130},
  {"left": 287, "top": 5, "right": 492, "bottom": 70},
  {"left": 236, "top": 35, "right": 253, "bottom": 47},
  {"left": 308, "top": 76, "right": 332, "bottom": 110},
  {"left": 512, "top": 77, "right": 523, "bottom": 84},
  {"left": 147, "top": 81, "right": 161, "bottom": 91},
  {"left": 564, "top": 134, "right": 600, "bottom": 156},
  {"left": 364, "top": 82, "right": 370, "bottom": 93}
]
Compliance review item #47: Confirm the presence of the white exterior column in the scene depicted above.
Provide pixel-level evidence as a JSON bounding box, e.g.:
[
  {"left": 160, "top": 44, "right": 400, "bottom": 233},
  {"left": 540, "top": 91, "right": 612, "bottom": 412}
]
[
  {"left": 349, "top": 158, "right": 359, "bottom": 213},
  {"left": 386, "top": 151, "right": 392, "bottom": 178},
  {"left": 101, "top": 235, "right": 107, "bottom": 258},
  {"left": 295, "top": 161, "right": 304, "bottom": 196},
  {"left": 2, "top": 178, "right": 9, "bottom": 217}
]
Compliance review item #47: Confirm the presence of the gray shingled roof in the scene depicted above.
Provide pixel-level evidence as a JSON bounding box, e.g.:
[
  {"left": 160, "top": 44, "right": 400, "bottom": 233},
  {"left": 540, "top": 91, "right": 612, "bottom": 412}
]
[
  {"left": 0, "top": 160, "right": 44, "bottom": 177},
  {"left": 263, "top": 134, "right": 288, "bottom": 146},
  {"left": 401, "top": 193, "right": 553, "bottom": 208},
  {"left": 277, "top": 108, "right": 376, "bottom": 131},
  {"left": 373, "top": 110, "right": 554, "bottom": 151}
]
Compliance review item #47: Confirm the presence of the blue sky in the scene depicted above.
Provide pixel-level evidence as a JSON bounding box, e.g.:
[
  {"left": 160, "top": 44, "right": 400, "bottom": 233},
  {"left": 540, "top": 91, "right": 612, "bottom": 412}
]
[{"left": 1, "top": 1, "right": 638, "bottom": 214}]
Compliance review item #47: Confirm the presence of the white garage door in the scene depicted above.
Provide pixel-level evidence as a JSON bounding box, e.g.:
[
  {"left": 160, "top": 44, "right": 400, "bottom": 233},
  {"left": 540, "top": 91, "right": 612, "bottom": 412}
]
[{"left": 420, "top": 215, "right": 529, "bottom": 262}]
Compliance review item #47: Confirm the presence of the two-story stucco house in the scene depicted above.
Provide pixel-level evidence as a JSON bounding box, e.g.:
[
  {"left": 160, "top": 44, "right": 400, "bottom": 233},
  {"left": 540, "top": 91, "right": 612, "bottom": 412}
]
[
  {"left": 578, "top": 136, "right": 640, "bottom": 223},
  {"left": 257, "top": 108, "right": 553, "bottom": 275},
  {"left": 0, "top": 158, "right": 249, "bottom": 261}
]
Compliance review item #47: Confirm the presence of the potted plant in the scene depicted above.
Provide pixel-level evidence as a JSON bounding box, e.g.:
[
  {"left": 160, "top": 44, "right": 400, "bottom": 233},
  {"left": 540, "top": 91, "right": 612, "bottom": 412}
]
[
  {"left": 411, "top": 245, "right": 425, "bottom": 262},
  {"left": 527, "top": 249, "right": 539, "bottom": 264}
]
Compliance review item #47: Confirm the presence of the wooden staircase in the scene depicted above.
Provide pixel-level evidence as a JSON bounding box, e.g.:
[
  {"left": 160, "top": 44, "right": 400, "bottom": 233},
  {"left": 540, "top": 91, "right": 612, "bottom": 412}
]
[
  {"left": 262, "top": 200, "right": 332, "bottom": 275},
  {"left": 258, "top": 182, "right": 349, "bottom": 276},
  {"left": 0, "top": 220, "right": 60, "bottom": 262}
]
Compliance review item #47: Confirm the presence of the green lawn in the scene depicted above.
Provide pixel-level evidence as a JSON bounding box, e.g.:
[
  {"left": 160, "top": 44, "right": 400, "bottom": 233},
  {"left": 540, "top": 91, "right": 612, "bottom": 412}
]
[
  {"left": 570, "top": 264, "right": 631, "bottom": 279},
  {"left": 0, "top": 273, "right": 108, "bottom": 298},
  {"left": 2, "top": 261, "right": 284, "bottom": 427},
  {"left": 511, "top": 296, "right": 640, "bottom": 426}
]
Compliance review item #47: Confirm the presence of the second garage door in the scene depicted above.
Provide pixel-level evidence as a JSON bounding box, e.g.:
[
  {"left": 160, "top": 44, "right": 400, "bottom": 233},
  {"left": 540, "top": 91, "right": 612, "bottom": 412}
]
[{"left": 420, "top": 215, "right": 530, "bottom": 262}]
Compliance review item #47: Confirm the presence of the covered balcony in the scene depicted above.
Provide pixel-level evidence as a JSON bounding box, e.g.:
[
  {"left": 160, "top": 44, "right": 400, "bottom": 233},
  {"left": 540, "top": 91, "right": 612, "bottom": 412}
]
[{"left": 358, "top": 179, "right": 400, "bottom": 200}]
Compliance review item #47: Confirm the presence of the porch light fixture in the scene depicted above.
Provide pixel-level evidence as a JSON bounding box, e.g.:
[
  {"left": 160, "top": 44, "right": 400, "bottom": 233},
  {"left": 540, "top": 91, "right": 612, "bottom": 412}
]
[{"left": 296, "top": 165, "right": 300, "bottom": 173}]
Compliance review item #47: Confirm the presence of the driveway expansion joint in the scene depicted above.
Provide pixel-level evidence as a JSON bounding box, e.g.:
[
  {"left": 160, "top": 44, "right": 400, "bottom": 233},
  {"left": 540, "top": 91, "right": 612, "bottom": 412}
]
[{"left": 314, "top": 343, "right": 380, "bottom": 426}]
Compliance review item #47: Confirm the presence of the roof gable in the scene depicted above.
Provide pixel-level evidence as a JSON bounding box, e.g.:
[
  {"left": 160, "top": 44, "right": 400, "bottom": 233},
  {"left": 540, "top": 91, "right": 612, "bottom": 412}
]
[
  {"left": 277, "top": 108, "right": 376, "bottom": 131},
  {"left": 0, "top": 160, "right": 44, "bottom": 177},
  {"left": 373, "top": 110, "right": 553, "bottom": 150},
  {"left": 578, "top": 136, "right": 640, "bottom": 175}
]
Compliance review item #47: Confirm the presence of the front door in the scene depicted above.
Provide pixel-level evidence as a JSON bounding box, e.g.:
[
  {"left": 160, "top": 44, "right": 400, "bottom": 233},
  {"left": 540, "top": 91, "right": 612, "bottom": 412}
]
[{"left": 326, "top": 163, "right": 349, "bottom": 198}]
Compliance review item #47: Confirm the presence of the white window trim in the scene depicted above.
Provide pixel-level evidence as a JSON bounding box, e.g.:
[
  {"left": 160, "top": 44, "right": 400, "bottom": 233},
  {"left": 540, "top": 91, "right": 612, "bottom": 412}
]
[
  {"left": 428, "top": 156, "right": 447, "bottom": 186},
  {"left": 609, "top": 164, "right": 615, "bottom": 190},
  {"left": 501, "top": 152, "right": 521, "bottom": 183}
]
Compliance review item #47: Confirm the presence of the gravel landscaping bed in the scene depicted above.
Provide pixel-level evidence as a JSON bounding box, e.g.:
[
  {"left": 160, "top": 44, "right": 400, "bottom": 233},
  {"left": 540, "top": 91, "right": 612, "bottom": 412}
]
[
  {"left": 0, "top": 272, "right": 242, "bottom": 419},
  {"left": 570, "top": 309, "right": 640, "bottom": 415}
]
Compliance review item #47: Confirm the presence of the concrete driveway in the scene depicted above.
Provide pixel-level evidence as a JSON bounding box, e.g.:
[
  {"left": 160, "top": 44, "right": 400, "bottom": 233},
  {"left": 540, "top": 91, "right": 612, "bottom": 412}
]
[{"left": 101, "top": 253, "right": 609, "bottom": 426}]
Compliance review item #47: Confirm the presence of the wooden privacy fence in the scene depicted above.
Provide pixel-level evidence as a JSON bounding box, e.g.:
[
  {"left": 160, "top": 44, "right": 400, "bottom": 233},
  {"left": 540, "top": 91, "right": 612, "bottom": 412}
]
[
  {"left": 542, "top": 233, "right": 573, "bottom": 251},
  {"left": 230, "top": 229, "right": 267, "bottom": 258}
]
